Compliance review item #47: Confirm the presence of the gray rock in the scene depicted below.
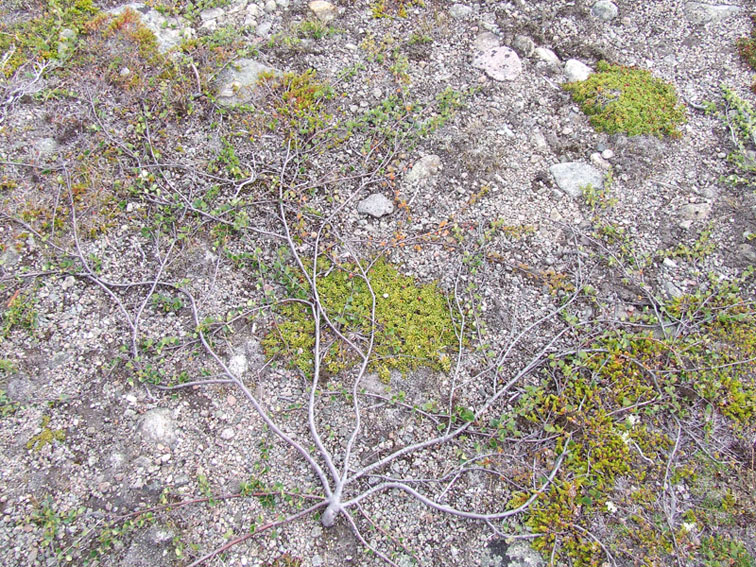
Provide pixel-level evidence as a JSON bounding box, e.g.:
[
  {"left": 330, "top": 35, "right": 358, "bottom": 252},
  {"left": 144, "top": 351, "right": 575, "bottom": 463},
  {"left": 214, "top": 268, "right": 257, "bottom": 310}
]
[
  {"left": 109, "top": 4, "right": 193, "bottom": 53},
  {"left": 534, "top": 47, "right": 561, "bottom": 67},
  {"left": 474, "top": 32, "right": 500, "bottom": 53},
  {"left": 199, "top": 18, "right": 217, "bottom": 31},
  {"left": 737, "top": 243, "right": 756, "bottom": 263},
  {"left": 61, "top": 275, "right": 76, "bottom": 290},
  {"left": 590, "top": 152, "right": 611, "bottom": 169},
  {"left": 34, "top": 137, "right": 59, "bottom": 157},
  {"left": 215, "top": 59, "right": 280, "bottom": 107},
  {"left": 405, "top": 155, "right": 443, "bottom": 184},
  {"left": 5, "top": 376, "right": 33, "bottom": 403},
  {"left": 591, "top": 0, "right": 619, "bottom": 21},
  {"left": 473, "top": 46, "right": 522, "bottom": 81},
  {"left": 200, "top": 7, "right": 224, "bottom": 21},
  {"left": 357, "top": 194, "right": 394, "bottom": 218},
  {"left": 663, "top": 257, "right": 678, "bottom": 269},
  {"left": 512, "top": 35, "right": 535, "bottom": 58},
  {"left": 264, "top": 0, "right": 277, "bottom": 13},
  {"left": 663, "top": 279, "right": 684, "bottom": 298},
  {"left": 308, "top": 0, "right": 336, "bottom": 22},
  {"left": 138, "top": 409, "right": 178, "bottom": 447},
  {"left": 0, "top": 246, "right": 20, "bottom": 267},
  {"left": 550, "top": 162, "right": 605, "bottom": 199},
  {"left": 564, "top": 59, "right": 592, "bottom": 82},
  {"left": 679, "top": 202, "right": 712, "bottom": 222},
  {"left": 449, "top": 3, "right": 473, "bottom": 19},
  {"left": 228, "top": 353, "right": 247, "bottom": 376},
  {"left": 684, "top": 2, "right": 740, "bottom": 25},
  {"left": 481, "top": 540, "right": 545, "bottom": 567},
  {"left": 256, "top": 20, "right": 272, "bottom": 36}
]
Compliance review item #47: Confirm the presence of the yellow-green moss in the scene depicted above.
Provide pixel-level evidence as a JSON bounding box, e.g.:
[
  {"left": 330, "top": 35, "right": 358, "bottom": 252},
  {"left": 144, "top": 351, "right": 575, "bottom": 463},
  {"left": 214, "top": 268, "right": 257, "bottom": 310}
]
[
  {"left": 26, "top": 416, "right": 66, "bottom": 451},
  {"left": 262, "top": 258, "right": 456, "bottom": 380},
  {"left": 563, "top": 61, "right": 686, "bottom": 138}
]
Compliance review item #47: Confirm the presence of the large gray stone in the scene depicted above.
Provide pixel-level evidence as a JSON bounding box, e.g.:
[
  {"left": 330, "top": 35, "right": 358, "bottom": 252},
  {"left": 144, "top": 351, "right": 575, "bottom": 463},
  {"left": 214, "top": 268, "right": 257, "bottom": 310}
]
[
  {"left": 449, "top": 3, "right": 474, "bottom": 19},
  {"left": 684, "top": 2, "right": 740, "bottom": 25},
  {"left": 550, "top": 162, "right": 605, "bottom": 199},
  {"left": 534, "top": 47, "right": 561, "bottom": 67},
  {"left": 591, "top": 0, "right": 619, "bottom": 21},
  {"left": 564, "top": 59, "right": 592, "bottom": 82},
  {"left": 215, "top": 59, "right": 280, "bottom": 107},
  {"left": 474, "top": 32, "right": 500, "bottom": 53},
  {"left": 138, "top": 408, "right": 178, "bottom": 447},
  {"left": 738, "top": 243, "right": 756, "bottom": 263},
  {"left": 357, "top": 194, "right": 394, "bottom": 218},
  {"left": 404, "top": 155, "right": 443, "bottom": 185},
  {"left": 512, "top": 35, "right": 535, "bottom": 58},
  {"left": 308, "top": 0, "right": 336, "bottom": 22},
  {"left": 473, "top": 46, "right": 523, "bottom": 81},
  {"left": 679, "top": 202, "right": 712, "bottom": 222}
]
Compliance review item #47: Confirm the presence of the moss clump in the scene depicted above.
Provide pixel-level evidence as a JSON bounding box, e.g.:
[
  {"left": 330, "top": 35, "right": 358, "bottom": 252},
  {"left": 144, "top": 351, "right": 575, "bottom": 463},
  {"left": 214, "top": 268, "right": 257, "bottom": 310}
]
[
  {"left": 563, "top": 61, "right": 686, "bottom": 138},
  {"left": 0, "top": 0, "right": 99, "bottom": 77},
  {"left": 262, "top": 258, "right": 456, "bottom": 380},
  {"left": 26, "top": 416, "right": 66, "bottom": 451}
]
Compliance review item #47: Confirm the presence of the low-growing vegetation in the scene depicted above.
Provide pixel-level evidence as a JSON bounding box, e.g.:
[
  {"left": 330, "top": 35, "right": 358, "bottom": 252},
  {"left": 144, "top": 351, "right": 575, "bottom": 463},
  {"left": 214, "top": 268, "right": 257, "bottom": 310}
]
[
  {"left": 736, "top": 13, "right": 756, "bottom": 92},
  {"left": 564, "top": 60, "right": 687, "bottom": 137},
  {"left": 1, "top": 2, "right": 756, "bottom": 567},
  {"left": 263, "top": 256, "right": 457, "bottom": 381}
]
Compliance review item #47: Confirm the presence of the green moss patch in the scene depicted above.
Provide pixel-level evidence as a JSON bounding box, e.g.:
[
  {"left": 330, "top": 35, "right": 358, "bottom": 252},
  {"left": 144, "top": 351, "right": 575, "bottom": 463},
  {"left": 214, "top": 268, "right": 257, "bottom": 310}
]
[
  {"left": 262, "top": 257, "right": 457, "bottom": 381},
  {"left": 26, "top": 416, "right": 66, "bottom": 451},
  {"left": 563, "top": 61, "right": 686, "bottom": 138}
]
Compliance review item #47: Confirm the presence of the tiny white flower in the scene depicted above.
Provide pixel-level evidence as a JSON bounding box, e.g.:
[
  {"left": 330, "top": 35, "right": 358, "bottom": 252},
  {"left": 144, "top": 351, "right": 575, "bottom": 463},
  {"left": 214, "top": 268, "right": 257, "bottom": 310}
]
[
  {"left": 681, "top": 522, "right": 696, "bottom": 533},
  {"left": 620, "top": 431, "right": 631, "bottom": 444},
  {"left": 605, "top": 501, "right": 618, "bottom": 513},
  {"left": 628, "top": 414, "right": 640, "bottom": 426},
  {"left": 382, "top": 293, "right": 389, "bottom": 298}
]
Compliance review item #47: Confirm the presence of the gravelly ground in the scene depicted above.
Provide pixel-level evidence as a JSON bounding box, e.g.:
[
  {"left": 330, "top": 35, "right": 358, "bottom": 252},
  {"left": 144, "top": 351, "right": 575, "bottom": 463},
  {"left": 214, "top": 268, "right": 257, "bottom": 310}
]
[{"left": 1, "top": 1, "right": 755, "bottom": 566}]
